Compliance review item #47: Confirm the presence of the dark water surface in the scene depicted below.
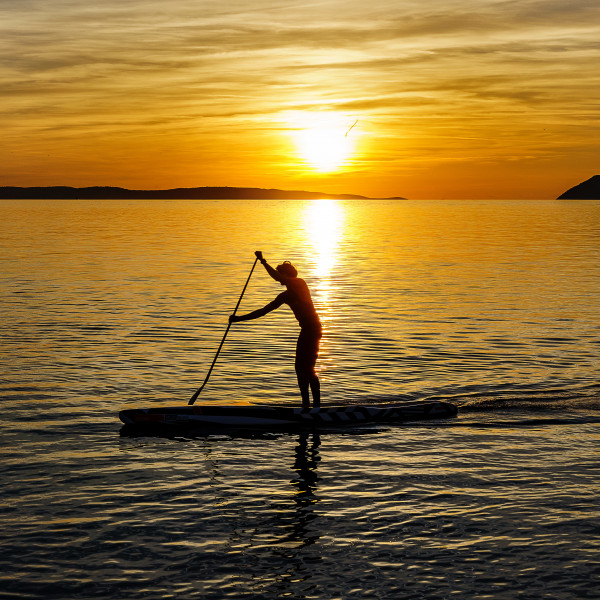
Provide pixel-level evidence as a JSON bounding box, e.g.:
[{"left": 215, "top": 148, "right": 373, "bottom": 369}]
[{"left": 1, "top": 199, "right": 599, "bottom": 599}]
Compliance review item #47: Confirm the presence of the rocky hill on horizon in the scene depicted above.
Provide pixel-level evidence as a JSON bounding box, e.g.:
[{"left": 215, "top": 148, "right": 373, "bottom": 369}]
[
  {"left": 0, "top": 185, "right": 407, "bottom": 200},
  {"left": 557, "top": 175, "right": 600, "bottom": 199}
]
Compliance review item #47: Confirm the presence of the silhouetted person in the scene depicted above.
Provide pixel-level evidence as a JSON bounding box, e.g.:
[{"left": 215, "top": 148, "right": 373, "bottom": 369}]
[{"left": 229, "top": 251, "right": 322, "bottom": 408}]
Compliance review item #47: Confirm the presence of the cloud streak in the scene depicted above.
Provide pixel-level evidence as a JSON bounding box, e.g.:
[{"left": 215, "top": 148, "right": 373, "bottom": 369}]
[{"left": 1, "top": 0, "right": 599, "bottom": 197}]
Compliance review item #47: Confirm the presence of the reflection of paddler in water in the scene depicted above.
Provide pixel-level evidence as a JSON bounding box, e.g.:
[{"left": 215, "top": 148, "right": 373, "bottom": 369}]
[
  {"left": 292, "top": 432, "right": 321, "bottom": 502},
  {"left": 229, "top": 251, "right": 322, "bottom": 408},
  {"left": 287, "top": 432, "right": 321, "bottom": 548}
]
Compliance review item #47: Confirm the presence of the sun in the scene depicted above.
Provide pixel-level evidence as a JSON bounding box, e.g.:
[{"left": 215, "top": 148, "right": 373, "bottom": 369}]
[
  {"left": 295, "top": 126, "right": 354, "bottom": 172},
  {"left": 288, "top": 113, "right": 358, "bottom": 172}
]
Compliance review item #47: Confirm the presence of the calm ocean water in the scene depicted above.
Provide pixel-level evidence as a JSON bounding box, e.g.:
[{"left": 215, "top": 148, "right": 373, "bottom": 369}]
[{"left": 1, "top": 199, "right": 599, "bottom": 599}]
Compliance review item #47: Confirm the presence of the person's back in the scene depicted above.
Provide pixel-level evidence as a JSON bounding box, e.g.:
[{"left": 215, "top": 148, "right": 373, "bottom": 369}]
[{"left": 278, "top": 276, "right": 320, "bottom": 330}]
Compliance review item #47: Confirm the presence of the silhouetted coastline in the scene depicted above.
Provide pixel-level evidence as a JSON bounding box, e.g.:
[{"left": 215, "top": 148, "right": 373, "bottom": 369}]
[
  {"left": 0, "top": 186, "right": 406, "bottom": 200},
  {"left": 557, "top": 175, "right": 600, "bottom": 199}
]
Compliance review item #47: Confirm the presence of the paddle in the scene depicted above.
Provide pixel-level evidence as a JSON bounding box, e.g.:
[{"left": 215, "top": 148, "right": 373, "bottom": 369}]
[{"left": 188, "top": 254, "right": 260, "bottom": 405}]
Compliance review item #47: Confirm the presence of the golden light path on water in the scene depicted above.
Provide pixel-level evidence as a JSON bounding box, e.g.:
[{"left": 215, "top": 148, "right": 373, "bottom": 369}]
[
  {"left": 303, "top": 199, "right": 345, "bottom": 318},
  {"left": 301, "top": 199, "right": 346, "bottom": 379}
]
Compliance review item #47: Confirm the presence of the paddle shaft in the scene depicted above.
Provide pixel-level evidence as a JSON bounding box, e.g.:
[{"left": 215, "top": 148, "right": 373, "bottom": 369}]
[{"left": 188, "top": 256, "right": 259, "bottom": 405}]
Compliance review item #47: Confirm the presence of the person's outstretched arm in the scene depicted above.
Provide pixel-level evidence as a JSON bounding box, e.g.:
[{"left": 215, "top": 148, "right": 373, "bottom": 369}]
[{"left": 230, "top": 294, "right": 285, "bottom": 323}]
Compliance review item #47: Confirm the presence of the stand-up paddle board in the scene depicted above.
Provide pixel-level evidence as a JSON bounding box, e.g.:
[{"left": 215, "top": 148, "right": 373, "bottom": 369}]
[{"left": 119, "top": 401, "right": 457, "bottom": 429}]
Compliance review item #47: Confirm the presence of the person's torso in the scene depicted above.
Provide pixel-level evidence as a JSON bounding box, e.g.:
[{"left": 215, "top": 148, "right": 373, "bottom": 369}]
[{"left": 278, "top": 278, "right": 320, "bottom": 329}]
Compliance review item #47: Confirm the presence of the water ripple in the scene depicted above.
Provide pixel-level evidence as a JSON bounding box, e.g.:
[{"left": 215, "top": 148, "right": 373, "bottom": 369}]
[{"left": 2, "top": 199, "right": 600, "bottom": 599}]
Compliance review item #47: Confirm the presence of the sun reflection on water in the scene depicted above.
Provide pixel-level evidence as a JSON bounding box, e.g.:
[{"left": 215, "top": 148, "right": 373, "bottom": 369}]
[{"left": 303, "top": 199, "right": 345, "bottom": 312}]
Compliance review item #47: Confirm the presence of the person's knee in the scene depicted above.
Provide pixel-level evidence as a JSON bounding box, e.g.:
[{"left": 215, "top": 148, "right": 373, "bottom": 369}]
[{"left": 295, "top": 366, "right": 308, "bottom": 381}]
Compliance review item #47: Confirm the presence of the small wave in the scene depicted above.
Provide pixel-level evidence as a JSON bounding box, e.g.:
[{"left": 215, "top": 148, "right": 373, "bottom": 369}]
[
  {"left": 350, "top": 382, "right": 600, "bottom": 414},
  {"left": 505, "top": 414, "right": 599, "bottom": 426},
  {"left": 454, "top": 385, "right": 600, "bottom": 413},
  {"left": 415, "top": 414, "right": 600, "bottom": 428}
]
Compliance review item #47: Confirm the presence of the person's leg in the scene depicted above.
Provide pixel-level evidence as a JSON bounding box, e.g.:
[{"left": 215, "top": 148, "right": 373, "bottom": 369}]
[
  {"left": 296, "top": 331, "right": 311, "bottom": 408},
  {"left": 309, "top": 372, "right": 320, "bottom": 407},
  {"left": 296, "top": 370, "right": 311, "bottom": 409},
  {"left": 296, "top": 328, "right": 321, "bottom": 408}
]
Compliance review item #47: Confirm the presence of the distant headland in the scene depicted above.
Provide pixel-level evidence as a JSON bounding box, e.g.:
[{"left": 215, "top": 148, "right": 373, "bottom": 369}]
[
  {"left": 0, "top": 186, "right": 406, "bottom": 200},
  {"left": 557, "top": 175, "right": 600, "bottom": 199}
]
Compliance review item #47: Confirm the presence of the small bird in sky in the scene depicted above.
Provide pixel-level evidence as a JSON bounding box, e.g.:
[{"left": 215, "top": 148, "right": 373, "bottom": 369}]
[{"left": 345, "top": 119, "right": 358, "bottom": 137}]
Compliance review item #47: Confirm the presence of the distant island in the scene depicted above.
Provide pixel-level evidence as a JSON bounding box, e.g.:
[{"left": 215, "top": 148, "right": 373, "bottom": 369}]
[
  {"left": 557, "top": 175, "right": 600, "bottom": 199},
  {"left": 0, "top": 186, "right": 406, "bottom": 200}
]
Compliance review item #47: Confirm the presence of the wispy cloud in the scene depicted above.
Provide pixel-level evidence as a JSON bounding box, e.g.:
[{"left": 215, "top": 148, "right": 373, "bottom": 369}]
[{"left": 1, "top": 0, "right": 599, "bottom": 196}]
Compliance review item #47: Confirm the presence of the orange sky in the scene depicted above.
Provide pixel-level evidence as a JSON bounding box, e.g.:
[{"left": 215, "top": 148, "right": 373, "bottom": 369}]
[{"left": 1, "top": 0, "right": 599, "bottom": 198}]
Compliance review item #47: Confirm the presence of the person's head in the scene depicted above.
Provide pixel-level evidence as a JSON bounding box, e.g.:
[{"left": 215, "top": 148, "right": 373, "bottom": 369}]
[{"left": 276, "top": 261, "right": 298, "bottom": 279}]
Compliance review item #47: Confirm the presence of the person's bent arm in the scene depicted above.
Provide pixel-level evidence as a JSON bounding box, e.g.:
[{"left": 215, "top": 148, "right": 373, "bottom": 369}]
[
  {"left": 255, "top": 250, "right": 282, "bottom": 283},
  {"left": 230, "top": 295, "right": 284, "bottom": 323},
  {"left": 262, "top": 260, "right": 282, "bottom": 282}
]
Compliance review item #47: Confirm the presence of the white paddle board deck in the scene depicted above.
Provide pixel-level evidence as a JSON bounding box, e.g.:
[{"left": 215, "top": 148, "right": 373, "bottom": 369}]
[{"left": 119, "top": 401, "right": 457, "bottom": 428}]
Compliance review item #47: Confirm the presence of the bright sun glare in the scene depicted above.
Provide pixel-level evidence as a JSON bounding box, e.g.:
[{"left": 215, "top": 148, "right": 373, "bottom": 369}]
[
  {"left": 305, "top": 199, "right": 344, "bottom": 278},
  {"left": 304, "top": 199, "right": 345, "bottom": 317},
  {"left": 289, "top": 113, "right": 357, "bottom": 172}
]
